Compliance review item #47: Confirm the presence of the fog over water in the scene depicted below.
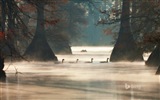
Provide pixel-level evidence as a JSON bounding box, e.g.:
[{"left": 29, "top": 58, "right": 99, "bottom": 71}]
[{"left": 0, "top": 46, "right": 160, "bottom": 100}]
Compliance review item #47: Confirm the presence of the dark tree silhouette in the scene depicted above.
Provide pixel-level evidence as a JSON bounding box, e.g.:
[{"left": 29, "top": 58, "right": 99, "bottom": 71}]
[
  {"left": 0, "top": 56, "right": 4, "bottom": 70},
  {"left": 47, "top": 1, "right": 87, "bottom": 54},
  {"left": 24, "top": 1, "right": 57, "bottom": 61},
  {"left": 146, "top": 45, "right": 160, "bottom": 67},
  {"left": 110, "top": 0, "right": 143, "bottom": 62},
  {"left": 142, "top": 0, "right": 160, "bottom": 67},
  {"left": 144, "top": 33, "right": 160, "bottom": 67}
]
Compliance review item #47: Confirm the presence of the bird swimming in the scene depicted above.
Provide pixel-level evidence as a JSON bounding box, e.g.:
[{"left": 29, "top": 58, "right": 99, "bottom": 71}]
[
  {"left": 62, "top": 59, "right": 65, "bottom": 63},
  {"left": 54, "top": 59, "right": 64, "bottom": 64},
  {"left": 100, "top": 58, "right": 109, "bottom": 63},
  {"left": 81, "top": 50, "right": 87, "bottom": 52},
  {"left": 68, "top": 59, "right": 79, "bottom": 63},
  {"left": 85, "top": 58, "right": 93, "bottom": 63}
]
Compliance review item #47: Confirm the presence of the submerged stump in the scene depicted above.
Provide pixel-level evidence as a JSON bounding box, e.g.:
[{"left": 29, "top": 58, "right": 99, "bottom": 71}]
[
  {"left": 0, "top": 57, "right": 6, "bottom": 81},
  {"left": 0, "top": 70, "right": 6, "bottom": 82},
  {"left": 0, "top": 57, "right": 4, "bottom": 70}
]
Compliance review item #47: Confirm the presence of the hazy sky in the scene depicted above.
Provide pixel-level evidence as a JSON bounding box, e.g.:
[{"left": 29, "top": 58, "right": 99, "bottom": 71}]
[{"left": 75, "top": 9, "right": 113, "bottom": 46}]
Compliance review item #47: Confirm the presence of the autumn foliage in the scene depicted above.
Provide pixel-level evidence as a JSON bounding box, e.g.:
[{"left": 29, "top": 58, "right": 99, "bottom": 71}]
[{"left": 0, "top": 32, "right": 5, "bottom": 40}]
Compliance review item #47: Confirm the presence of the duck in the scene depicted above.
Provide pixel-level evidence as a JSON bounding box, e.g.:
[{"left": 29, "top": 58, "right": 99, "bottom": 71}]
[
  {"left": 68, "top": 59, "right": 79, "bottom": 63},
  {"left": 81, "top": 50, "right": 87, "bottom": 52},
  {"left": 62, "top": 59, "right": 65, "bottom": 63},
  {"left": 85, "top": 58, "right": 93, "bottom": 63},
  {"left": 100, "top": 58, "right": 109, "bottom": 63},
  {"left": 54, "top": 59, "right": 64, "bottom": 64}
]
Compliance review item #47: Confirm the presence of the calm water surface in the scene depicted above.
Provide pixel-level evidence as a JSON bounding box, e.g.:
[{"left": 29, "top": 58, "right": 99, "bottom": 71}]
[{"left": 0, "top": 46, "right": 159, "bottom": 100}]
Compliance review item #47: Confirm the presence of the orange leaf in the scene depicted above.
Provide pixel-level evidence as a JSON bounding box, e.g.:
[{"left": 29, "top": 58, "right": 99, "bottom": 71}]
[{"left": 0, "top": 32, "right": 5, "bottom": 40}]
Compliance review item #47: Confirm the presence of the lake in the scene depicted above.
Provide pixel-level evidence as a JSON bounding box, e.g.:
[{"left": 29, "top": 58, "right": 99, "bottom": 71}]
[{"left": 0, "top": 46, "right": 159, "bottom": 100}]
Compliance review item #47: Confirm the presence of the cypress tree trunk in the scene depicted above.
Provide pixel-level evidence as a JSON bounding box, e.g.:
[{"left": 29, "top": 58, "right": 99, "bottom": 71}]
[
  {"left": 110, "top": 0, "right": 143, "bottom": 62},
  {"left": 47, "top": 32, "right": 72, "bottom": 55},
  {"left": 0, "top": 56, "right": 4, "bottom": 70},
  {"left": 0, "top": 70, "right": 6, "bottom": 81},
  {"left": 146, "top": 44, "right": 160, "bottom": 67},
  {"left": 24, "top": 2, "right": 57, "bottom": 61},
  {"left": 131, "top": 0, "right": 144, "bottom": 61},
  {"left": 6, "top": 0, "right": 17, "bottom": 56},
  {"left": 1, "top": 0, "right": 6, "bottom": 33},
  {"left": 51, "top": 41, "right": 72, "bottom": 55},
  {"left": 0, "top": 0, "right": 6, "bottom": 70}
]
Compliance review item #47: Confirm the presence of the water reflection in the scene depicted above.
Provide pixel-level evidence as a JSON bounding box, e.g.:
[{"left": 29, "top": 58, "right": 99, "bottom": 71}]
[
  {"left": 1, "top": 62, "right": 159, "bottom": 100},
  {"left": 1, "top": 47, "right": 160, "bottom": 100}
]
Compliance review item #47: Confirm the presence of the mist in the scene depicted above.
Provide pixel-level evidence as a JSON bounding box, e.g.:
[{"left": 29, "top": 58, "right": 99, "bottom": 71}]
[{"left": 1, "top": 46, "right": 159, "bottom": 100}]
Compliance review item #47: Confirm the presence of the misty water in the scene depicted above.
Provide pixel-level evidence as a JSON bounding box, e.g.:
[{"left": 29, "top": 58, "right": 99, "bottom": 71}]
[{"left": 0, "top": 46, "right": 160, "bottom": 100}]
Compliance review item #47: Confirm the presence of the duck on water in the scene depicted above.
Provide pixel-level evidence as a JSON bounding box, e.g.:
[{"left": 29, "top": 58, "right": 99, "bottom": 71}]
[
  {"left": 68, "top": 59, "right": 79, "bottom": 63},
  {"left": 54, "top": 59, "right": 65, "bottom": 64},
  {"left": 85, "top": 58, "right": 93, "bottom": 63},
  {"left": 100, "top": 58, "right": 109, "bottom": 63}
]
